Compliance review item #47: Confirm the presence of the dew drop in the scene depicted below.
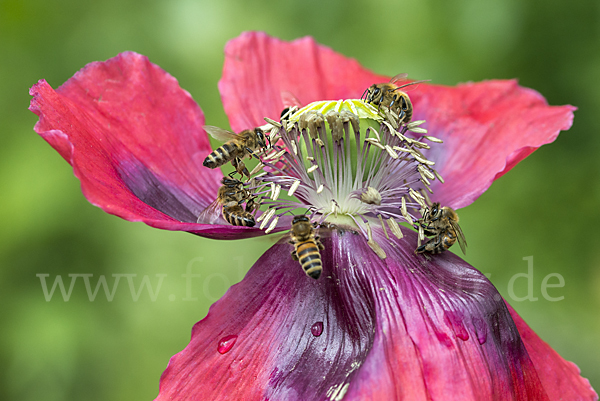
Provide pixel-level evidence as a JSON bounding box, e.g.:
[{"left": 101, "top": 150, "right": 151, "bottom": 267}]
[
  {"left": 217, "top": 335, "right": 238, "bottom": 354},
  {"left": 444, "top": 311, "right": 469, "bottom": 341},
  {"left": 472, "top": 317, "right": 488, "bottom": 345},
  {"left": 311, "top": 321, "right": 324, "bottom": 337}
]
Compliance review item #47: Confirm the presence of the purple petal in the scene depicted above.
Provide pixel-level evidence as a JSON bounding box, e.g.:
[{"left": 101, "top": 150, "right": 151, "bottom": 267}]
[{"left": 157, "top": 226, "right": 596, "bottom": 400}]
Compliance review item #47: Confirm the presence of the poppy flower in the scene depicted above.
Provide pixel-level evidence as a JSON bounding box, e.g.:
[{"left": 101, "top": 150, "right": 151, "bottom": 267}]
[{"left": 29, "top": 31, "right": 596, "bottom": 400}]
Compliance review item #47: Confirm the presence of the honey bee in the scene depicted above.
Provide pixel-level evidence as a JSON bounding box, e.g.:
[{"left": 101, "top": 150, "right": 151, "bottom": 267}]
[
  {"left": 289, "top": 216, "right": 325, "bottom": 279},
  {"left": 362, "top": 73, "right": 429, "bottom": 123},
  {"left": 196, "top": 176, "right": 256, "bottom": 227},
  {"left": 203, "top": 126, "right": 268, "bottom": 177},
  {"left": 415, "top": 202, "right": 467, "bottom": 255}
]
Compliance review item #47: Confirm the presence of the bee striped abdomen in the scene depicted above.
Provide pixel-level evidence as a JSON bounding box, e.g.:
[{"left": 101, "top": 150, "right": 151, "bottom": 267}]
[
  {"left": 296, "top": 241, "right": 322, "bottom": 279},
  {"left": 203, "top": 142, "right": 240, "bottom": 168},
  {"left": 222, "top": 206, "right": 255, "bottom": 227}
]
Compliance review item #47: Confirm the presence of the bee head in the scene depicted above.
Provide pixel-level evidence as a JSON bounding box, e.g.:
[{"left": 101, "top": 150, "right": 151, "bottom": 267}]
[
  {"left": 292, "top": 215, "right": 309, "bottom": 224},
  {"left": 430, "top": 202, "right": 442, "bottom": 220},
  {"left": 363, "top": 84, "right": 381, "bottom": 103}
]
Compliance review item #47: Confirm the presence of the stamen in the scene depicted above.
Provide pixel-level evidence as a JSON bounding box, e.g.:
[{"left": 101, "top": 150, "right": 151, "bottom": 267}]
[
  {"left": 384, "top": 145, "right": 399, "bottom": 159},
  {"left": 265, "top": 216, "right": 279, "bottom": 234},
  {"left": 408, "top": 126, "right": 428, "bottom": 134},
  {"left": 387, "top": 218, "right": 403, "bottom": 239},
  {"left": 222, "top": 98, "right": 445, "bottom": 248},
  {"left": 366, "top": 222, "right": 386, "bottom": 259},
  {"left": 288, "top": 180, "right": 301, "bottom": 196},
  {"left": 264, "top": 117, "right": 282, "bottom": 128},
  {"left": 406, "top": 120, "right": 426, "bottom": 128},
  {"left": 360, "top": 186, "right": 382, "bottom": 205},
  {"left": 250, "top": 163, "right": 265, "bottom": 176},
  {"left": 259, "top": 208, "right": 276, "bottom": 229},
  {"left": 378, "top": 214, "right": 390, "bottom": 240},
  {"left": 423, "top": 135, "right": 443, "bottom": 143},
  {"left": 272, "top": 184, "right": 282, "bottom": 201}
]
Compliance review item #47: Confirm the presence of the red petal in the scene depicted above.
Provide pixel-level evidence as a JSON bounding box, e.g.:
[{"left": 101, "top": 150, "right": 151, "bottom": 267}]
[
  {"left": 508, "top": 303, "right": 597, "bottom": 400},
  {"left": 157, "top": 227, "right": 596, "bottom": 400},
  {"left": 219, "top": 31, "right": 388, "bottom": 132},
  {"left": 29, "top": 53, "right": 267, "bottom": 239},
  {"left": 220, "top": 33, "right": 575, "bottom": 209},
  {"left": 413, "top": 80, "right": 576, "bottom": 208}
]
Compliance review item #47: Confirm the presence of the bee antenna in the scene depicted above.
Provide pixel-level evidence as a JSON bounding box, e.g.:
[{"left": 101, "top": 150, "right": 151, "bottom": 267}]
[
  {"left": 360, "top": 87, "right": 369, "bottom": 101},
  {"left": 393, "top": 79, "right": 431, "bottom": 91}
]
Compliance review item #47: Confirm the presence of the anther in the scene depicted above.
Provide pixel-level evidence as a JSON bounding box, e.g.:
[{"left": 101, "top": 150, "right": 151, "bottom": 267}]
[
  {"left": 406, "top": 120, "right": 426, "bottom": 128},
  {"left": 272, "top": 184, "right": 281, "bottom": 201},
  {"left": 307, "top": 164, "right": 319, "bottom": 174},
  {"left": 412, "top": 140, "right": 431, "bottom": 150},
  {"left": 384, "top": 145, "right": 399, "bottom": 159},
  {"left": 387, "top": 218, "right": 403, "bottom": 239},
  {"left": 259, "top": 208, "right": 276, "bottom": 229},
  {"left": 365, "top": 138, "right": 385, "bottom": 150},
  {"left": 423, "top": 135, "right": 443, "bottom": 143},
  {"left": 366, "top": 222, "right": 386, "bottom": 259},
  {"left": 409, "top": 126, "right": 428, "bottom": 134},
  {"left": 264, "top": 117, "right": 282, "bottom": 128},
  {"left": 383, "top": 110, "right": 399, "bottom": 129},
  {"left": 360, "top": 186, "right": 382, "bottom": 205},
  {"left": 418, "top": 165, "right": 435, "bottom": 180},
  {"left": 265, "top": 216, "right": 279, "bottom": 234},
  {"left": 288, "top": 180, "right": 301, "bottom": 196}
]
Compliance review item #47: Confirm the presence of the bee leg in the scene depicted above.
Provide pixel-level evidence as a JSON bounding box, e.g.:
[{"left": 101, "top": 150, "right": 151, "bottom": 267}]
[
  {"left": 232, "top": 158, "right": 250, "bottom": 177},
  {"left": 245, "top": 147, "right": 256, "bottom": 158},
  {"left": 397, "top": 109, "right": 406, "bottom": 123},
  {"left": 291, "top": 250, "right": 299, "bottom": 261}
]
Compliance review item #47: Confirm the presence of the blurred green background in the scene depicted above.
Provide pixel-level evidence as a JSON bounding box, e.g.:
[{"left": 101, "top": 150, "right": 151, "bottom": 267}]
[{"left": 1, "top": 0, "right": 598, "bottom": 399}]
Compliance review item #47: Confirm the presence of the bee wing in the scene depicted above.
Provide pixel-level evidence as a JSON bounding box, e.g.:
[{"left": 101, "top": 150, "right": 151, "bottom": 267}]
[
  {"left": 395, "top": 79, "right": 431, "bottom": 93},
  {"left": 450, "top": 220, "right": 468, "bottom": 255},
  {"left": 196, "top": 198, "right": 224, "bottom": 225},
  {"left": 389, "top": 73, "right": 409, "bottom": 84},
  {"left": 203, "top": 125, "right": 239, "bottom": 142}
]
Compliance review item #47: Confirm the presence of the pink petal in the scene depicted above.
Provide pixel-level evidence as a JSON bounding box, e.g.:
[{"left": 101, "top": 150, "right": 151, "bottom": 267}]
[
  {"left": 412, "top": 81, "right": 576, "bottom": 209},
  {"left": 157, "top": 228, "right": 596, "bottom": 400},
  {"left": 507, "top": 303, "right": 597, "bottom": 400},
  {"left": 29, "top": 52, "right": 268, "bottom": 239},
  {"left": 220, "top": 32, "right": 575, "bottom": 209},
  {"left": 219, "top": 31, "right": 388, "bottom": 132}
]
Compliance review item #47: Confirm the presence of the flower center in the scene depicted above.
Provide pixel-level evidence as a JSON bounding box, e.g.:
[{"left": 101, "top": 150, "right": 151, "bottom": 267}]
[{"left": 245, "top": 99, "right": 444, "bottom": 258}]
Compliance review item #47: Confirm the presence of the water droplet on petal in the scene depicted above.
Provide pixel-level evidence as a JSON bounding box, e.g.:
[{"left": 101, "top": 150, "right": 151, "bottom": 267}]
[
  {"left": 311, "top": 321, "right": 324, "bottom": 337},
  {"left": 445, "top": 311, "right": 469, "bottom": 341},
  {"left": 472, "top": 317, "right": 488, "bottom": 345},
  {"left": 217, "top": 335, "right": 238, "bottom": 354}
]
